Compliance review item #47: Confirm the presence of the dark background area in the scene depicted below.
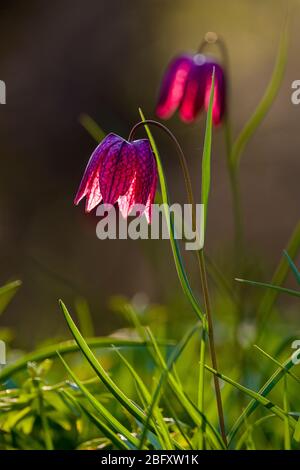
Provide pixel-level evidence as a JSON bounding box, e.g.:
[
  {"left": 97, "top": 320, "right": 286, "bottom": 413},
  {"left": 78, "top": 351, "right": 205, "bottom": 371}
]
[{"left": 0, "top": 0, "right": 299, "bottom": 347}]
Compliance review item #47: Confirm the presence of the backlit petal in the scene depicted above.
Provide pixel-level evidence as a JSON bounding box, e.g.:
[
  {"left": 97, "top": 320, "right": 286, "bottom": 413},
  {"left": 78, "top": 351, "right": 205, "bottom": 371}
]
[
  {"left": 204, "top": 62, "right": 226, "bottom": 126},
  {"left": 119, "top": 139, "right": 157, "bottom": 220},
  {"left": 74, "top": 133, "right": 120, "bottom": 206},
  {"left": 179, "top": 55, "right": 207, "bottom": 122},
  {"left": 144, "top": 170, "right": 158, "bottom": 223},
  {"left": 156, "top": 55, "right": 193, "bottom": 119},
  {"left": 100, "top": 140, "right": 136, "bottom": 205}
]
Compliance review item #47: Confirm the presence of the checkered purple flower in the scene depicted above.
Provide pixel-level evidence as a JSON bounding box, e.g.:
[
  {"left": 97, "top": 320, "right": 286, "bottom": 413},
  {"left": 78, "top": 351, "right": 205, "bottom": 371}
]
[{"left": 74, "top": 133, "right": 157, "bottom": 223}]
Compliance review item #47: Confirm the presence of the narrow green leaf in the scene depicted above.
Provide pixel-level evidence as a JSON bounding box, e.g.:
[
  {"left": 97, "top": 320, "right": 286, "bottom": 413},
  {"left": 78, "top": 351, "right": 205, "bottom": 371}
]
[
  {"left": 228, "top": 354, "right": 297, "bottom": 444},
  {"left": 113, "top": 346, "right": 173, "bottom": 450},
  {"left": 144, "top": 324, "right": 225, "bottom": 450},
  {"left": 205, "top": 364, "right": 296, "bottom": 434},
  {"left": 59, "top": 300, "right": 157, "bottom": 431},
  {"left": 236, "top": 415, "right": 275, "bottom": 450},
  {"left": 231, "top": 25, "right": 288, "bottom": 167},
  {"left": 201, "top": 69, "right": 215, "bottom": 233},
  {"left": 293, "top": 417, "right": 300, "bottom": 443},
  {"left": 138, "top": 324, "right": 199, "bottom": 449},
  {"left": 283, "top": 376, "right": 291, "bottom": 450},
  {"left": 79, "top": 113, "right": 105, "bottom": 142},
  {"left": 80, "top": 406, "right": 131, "bottom": 450},
  {"left": 253, "top": 344, "right": 300, "bottom": 385},
  {"left": 256, "top": 221, "right": 300, "bottom": 334},
  {"left": 58, "top": 353, "right": 140, "bottom": 448},
  {"left": 74, "top": 297, "right": 95, "bottom": 338},
  {"left": 34, "top": 379, "right": 53, "bottom": 450},
  {"left": 284, "top": 250, "right": 300, "bottom": 285},
  {"left": 236, "top": 277, "right": 300, "bottom": 299},
  {"left": 0, "top": 280, "right": 22, "bottom": 316},
  {"left": 0, "top": 337, "right": 149, "bottom": 383}
]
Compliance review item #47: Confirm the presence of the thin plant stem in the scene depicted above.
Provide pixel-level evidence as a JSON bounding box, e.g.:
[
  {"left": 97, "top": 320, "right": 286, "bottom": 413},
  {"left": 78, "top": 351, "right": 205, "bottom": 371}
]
[
  {"left": 129, "top": 119, "right": 227, "bottom": 447},
  {"left": 197, "top": 249, "right": 227, "bottom": 446},
  {"left": 283, "top": 376, "right": 291, "bottom": 450},
  {"left": 33, "top": 379, "right": 53, "bottom": 450},
  {"left": 198, "top": 324, "right": 207, "bottom": 449}
]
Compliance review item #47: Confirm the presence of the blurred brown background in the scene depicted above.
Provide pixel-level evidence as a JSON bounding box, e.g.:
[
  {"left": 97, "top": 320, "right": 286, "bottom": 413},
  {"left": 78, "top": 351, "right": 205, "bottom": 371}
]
[{"left": 0, "top": 0, "right": 299, "bottom": 347}]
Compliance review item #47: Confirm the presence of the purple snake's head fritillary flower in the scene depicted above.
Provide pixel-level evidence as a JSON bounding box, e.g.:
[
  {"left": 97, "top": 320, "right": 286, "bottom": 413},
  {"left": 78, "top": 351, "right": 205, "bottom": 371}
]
[
  {"left": 156, "top": 53, "right": 226, "bottom": 126},
  {"left": 74, "top": 133, "right": 157, "bottom": 223}
]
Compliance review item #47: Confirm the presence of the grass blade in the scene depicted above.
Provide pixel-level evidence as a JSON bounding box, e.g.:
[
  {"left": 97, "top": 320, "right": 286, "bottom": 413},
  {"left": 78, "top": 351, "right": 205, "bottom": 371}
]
[
  {"left": 230, "top": 24, "right": 288, "bottom": 167},
  {"left": 58, "top": 353, "right": 140, "bottom": 448},
  {"left": 113, "top": 346, "right": 173, "bottom": 450},
  {"left": 79, "top": 113, "right": 105, "bottom": 142},
  {"left": 0, "top": 337, "right": 149, "bottom": 383},
  {"left": 283, "top": 376, "right": 291, "bottom": 450},
  {"left": 284, "top": 250, "right": 300, "bottom": 285},
  {"left": 201, "top": 69, "right": 215, "bottom": 233},
  {"left": 138, "top": 324, "right": 199, "bottom": 449},
  {"left": 59, "top": 300, "right": 160, "bottom": 431},
  {"left": 228, "top": 354, "right": 298, "bottom": 444},
  {"left": 205, "top": 364, "right": 296, "bottom": 434},
  {"left": 236, "top": 277, "right": 300, "bottom": 299},
  {"left": 143, "top": 325, "right": 225, "bottom": 450},
  {"left": 253, "top": 344, "right": 300, "bottom": 385},
  {"left": 256, "top": 221, "right": 300, "bottom": 333},
  {"left": 0, "top": 280, "right": 22, "bottom": 316}
]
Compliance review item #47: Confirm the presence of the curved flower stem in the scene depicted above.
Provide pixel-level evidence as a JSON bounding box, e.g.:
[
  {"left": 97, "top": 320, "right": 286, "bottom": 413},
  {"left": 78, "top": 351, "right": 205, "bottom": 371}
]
[
  {"left": 130, "top": 119, "right": 227, "bottom": 447},
  {"left": 128, "top": 120, "right": 196, "bottom": 229},
  {"left": 198, "top": 32, "right": 230, "bottom": 71}
]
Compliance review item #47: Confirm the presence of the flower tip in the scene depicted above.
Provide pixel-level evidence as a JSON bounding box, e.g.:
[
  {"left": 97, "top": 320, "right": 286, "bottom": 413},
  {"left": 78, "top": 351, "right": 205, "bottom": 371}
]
[
  {"left": 84, "top": 204, "right": 93, "bottom": 214},
  {"left": 74, "top": 190, "right": 85, "bottom": 206},
  {"left": 155, "top": 106, "right": 168, "bottom": 120}
]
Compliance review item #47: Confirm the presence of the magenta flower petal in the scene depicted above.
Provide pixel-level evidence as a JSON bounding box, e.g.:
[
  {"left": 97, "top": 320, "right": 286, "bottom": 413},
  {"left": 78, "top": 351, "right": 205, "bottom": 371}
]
[
  {"left": 118, "top": 174, "right": 137, "bottom": 219},
  {"left": 132, "top": 139, "right": 157, "bottom": 207},
  {"left": 100, "top": 139, "right": 136, "bottom": 205},
  {"left": 156, "top": 52, "right": 226, "bottom": 125},
  {"left": 179, "top": 55, "right": 206, "bottom": 122},
  {"left": 203, "top": 62, "right": 226, "bottom": 126},
  {"left": 74, "top": 133, "right": 119, "bottom": 208},
  {"left": 156, "top": 55, "right": 193, "bottom": 119},
  {"left": 144, "top": 170, "right": 158, "bottom": 223},
  {"left": 75, "top": 133, "right": 157, "bottom": 223},
  {"left": 119, "top": 139, "right": 157, "bottom": 222},
  {"left": 84, "top": 166, "right": 102, "bottom": 212}
]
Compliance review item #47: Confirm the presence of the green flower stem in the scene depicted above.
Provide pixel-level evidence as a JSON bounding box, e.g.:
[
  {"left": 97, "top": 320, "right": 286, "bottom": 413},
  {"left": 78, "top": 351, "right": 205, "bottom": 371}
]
[
  {"left": 197, "top": 323, "right": 207, "bottom": 449},
  {"left": 197, "top": 249, "right": 227, "bottom": 447},
  {"left": 33, "top": 378, "right": 53, "bottom": 450}
]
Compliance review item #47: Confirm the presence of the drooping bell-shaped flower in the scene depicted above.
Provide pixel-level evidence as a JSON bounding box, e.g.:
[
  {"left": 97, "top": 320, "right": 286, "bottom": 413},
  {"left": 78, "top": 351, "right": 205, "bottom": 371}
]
[
  {"left": 156, "top": 53, "right": 226, "bottom": 126},
  {"left": 74, "top": 133, "right": 157, "bottom": 223}
]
